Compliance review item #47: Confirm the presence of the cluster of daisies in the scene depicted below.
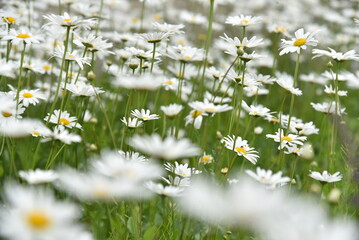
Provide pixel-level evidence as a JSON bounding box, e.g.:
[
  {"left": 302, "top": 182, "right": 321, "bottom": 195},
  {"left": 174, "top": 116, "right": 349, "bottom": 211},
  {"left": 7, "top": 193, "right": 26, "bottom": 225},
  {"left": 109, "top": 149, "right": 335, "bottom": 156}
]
[{"left": 0, "top": 0, "right": 358, "bottom": 239}]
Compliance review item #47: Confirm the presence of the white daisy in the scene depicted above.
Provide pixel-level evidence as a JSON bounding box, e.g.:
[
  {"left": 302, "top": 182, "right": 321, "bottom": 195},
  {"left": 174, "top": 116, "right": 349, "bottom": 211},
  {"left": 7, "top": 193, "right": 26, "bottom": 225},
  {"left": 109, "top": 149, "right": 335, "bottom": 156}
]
[
  {"left": 221, "top": 135, "right": 259, "bottom": 165},
  {"left": 225, "top": 15, "right": 262, "bottom": 27},
  {"left": 131, "top": 109, "right": 160, "bottom": 121},
  {"left": 121, "top": 117, "right": 143, "bottom": 128},
  {"left": 266, "top": 129, "right": 307, "bottom": 150},
  {"left": 279, "top": 28, "right": 319, "bottom": 55},
  {"left": 45, "top": 110, "right": 82, "bottom": 129},
  {"left": 161, "top": 104, "right": 184, "bottom": 118},
  {"left": 245, "top": 167, "right": 291, "bottom": 189},
  {"left": 309, "top": 170, "right": 343, "bottom": 183},
  {"left": 312, "top": 48, "right": 359, "bottom": 62},
  {"left": 128, "top": 134, "right": 201, "bottom": 160},
  {"left": 18, "top": 89, "right": 46, "bottom": 107},
  {"left": 19, "top": 169, "right": 59, "bottom": 184}
]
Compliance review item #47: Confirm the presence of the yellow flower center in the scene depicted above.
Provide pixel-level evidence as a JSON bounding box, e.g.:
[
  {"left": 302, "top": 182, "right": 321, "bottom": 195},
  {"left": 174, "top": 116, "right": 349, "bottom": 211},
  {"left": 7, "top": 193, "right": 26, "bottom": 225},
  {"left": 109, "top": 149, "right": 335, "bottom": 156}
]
[
  {"left": 143, "top": 117, "right": 149, "bottom": 120},
  {"left": 92, "top": 189, "right": 109, "bottom": 198},
  {"left": 165, "top": 80, "right": 173, "bottom": 85},
  {"left": 184, "top": 56, "right": 192, "bottom": 60},
  {"left": 68, "top": 54, "right": 75, "bottom": 58},
  {"left": 43, "top": 65, "right": 51, "bottom": 70},
  {"left": 201, "top": 156, "right": 211, "bottom": 163},
  {"left": 191, "top": 110, "right": 202, "bottom": 118},
  {"left": 293, "top": 38, "right": 307, "bottom": 47},
  {"left": 59, "top": 118, "right": 70, "bottom": 125},
  {"left": 152, "top": 15, "right": 162, "bottom": 21},
  {"left": 131, "top": 17, "right": 139, "bottom": 23},
  {"left": 275, "top": 26, "right": 286, "bottom": 33},
  {"left": 241, "top": 20, "right": 249, "bottom": 24},
  {"left": 204, "top": 107, "right": 216, "bottom": 112},
  {"left": 281, "top": 136, "right": 293, "bottom": 142},
  {"left": 17, "top": 34, "right": 31, "bottom": 39},
  {"left": 235, "top": 147, "right": 247, "bottom": 155},
  {"left": 64, "top": 18, "right": 72, "bottom": 22},
  {"left": 26, "top": 210, "right": 52, "bottom": 230},
  {"left": 22, "top": 92, "right": 33, "bottom": 98},
  {"left": 2, "top": 111, "right": 12, "bottom": 117},
  {"left": 32, "top": 131, "right": 41, "bottom": 136},
  {"left": 3, "top": 16, "right": 16, "bottom": 24}
]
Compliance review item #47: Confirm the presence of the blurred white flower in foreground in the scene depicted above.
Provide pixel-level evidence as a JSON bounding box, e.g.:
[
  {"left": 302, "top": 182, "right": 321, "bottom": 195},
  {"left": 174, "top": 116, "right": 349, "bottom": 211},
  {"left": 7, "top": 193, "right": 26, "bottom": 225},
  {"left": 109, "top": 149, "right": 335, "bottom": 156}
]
[{"left": 19, "top": 169, "right": 59, "bottom": 184}]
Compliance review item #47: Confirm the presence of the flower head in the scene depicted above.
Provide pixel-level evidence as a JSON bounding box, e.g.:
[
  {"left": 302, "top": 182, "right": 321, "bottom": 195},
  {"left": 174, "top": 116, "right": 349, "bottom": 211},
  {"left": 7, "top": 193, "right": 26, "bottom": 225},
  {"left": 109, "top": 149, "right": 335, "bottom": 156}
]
[{"left": 279, "top": 28, "right": 319, "bottom": 55}]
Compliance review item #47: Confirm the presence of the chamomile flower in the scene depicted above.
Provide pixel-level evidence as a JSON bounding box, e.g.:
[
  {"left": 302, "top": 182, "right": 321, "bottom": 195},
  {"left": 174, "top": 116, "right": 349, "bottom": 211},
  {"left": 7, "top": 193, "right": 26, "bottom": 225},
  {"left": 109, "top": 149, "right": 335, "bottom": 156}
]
[
  {"left": 131, "top": 109, "right": 160, "bottom": 121},
  {"left": 245, "top": 167, "right": 291, "bottom": 189},
  {"left": 121, "top": 117, "right": 143, "bottom": 128},
  {"left": 136, "top": 32, "right": 171, "bottom": 43},
  {"left": 309, "top": 170, "right": 343, "bottom": 183},
  {"left": 43, "top": 12, "right": 96, "bottom": 29},
  {"left": 312, "top": 48, "right": 359, "bottom": 62},
  {"left": 241, "top": 100, "right": 273, "bottom": 118},
  {"left": 19, "top": 169, "right": 59, "bottom": 184},
  {"left": 199, "top": 153, "right": 214, "bottom": 164},
  {"left": 3, "top": 28, "right": 42, "bottom": 45},
  {"left": 221, "top": 135, "right": 259, "bottom": 164},
  {"left": 167, "top": 46, "right": 205, "bottom": 62},
  {"left": 189, "top": 99, "right": 233, "bottom": 114},
  {"left": 153, "top": 22, "right": 185, "bottom": 34},
  {"left": 266, "top": 129, "right": 307, "bottom": 150},
  {"left": 276, "top": 72, "right": 302, "bottom": 95},
  {"left": 324, "top": 85, "right": 347, "bottom": 96},
  {"left": 279, "top": 28, "right": 319, "bottom": 55},
  {"left": 65, "top": 81, "right": 104, "bottom": 97},
  {"left": 145, "top": 182, "right": 184, "bottom": 197},
  {"left": 310, "top": 101, "right": 346, "bottom": 115},
  {"left": 113, "top": 74, "right": 163, "bottom": 90},
  {"left": 45, "top": 110, "right": 82, "bottom": 129},
  {"left": 161, "top": 104, "right": 184, "bottom": 118},
  {"left": 18, "top": 89, "right": 46, "bottom": 107},
  {"left": 128, "top": 134, "right": 201, "bottom": 160},
  {"left": 74, "top": 34, "right": 114, "bottom": 55},
  {"left": 0, "top": 183, "right": 83, "bottom": 240},
  {"left": 53, "top": 46, "right": 90, "bottom": 70},
  {"left": 164, "top": 162, "right": 201, "bottom": 178},
  {"left": 220, "top": 33, "right": 264, "bottom": 51},
  {"left": 225, "top": 15, "right": 262, "bottom": 27},
  {"left": 185, "top": 109, "right": 208, "bottom": 129},
  {"left": 42, "top": 126, "right": 82, "bottom": 145}
]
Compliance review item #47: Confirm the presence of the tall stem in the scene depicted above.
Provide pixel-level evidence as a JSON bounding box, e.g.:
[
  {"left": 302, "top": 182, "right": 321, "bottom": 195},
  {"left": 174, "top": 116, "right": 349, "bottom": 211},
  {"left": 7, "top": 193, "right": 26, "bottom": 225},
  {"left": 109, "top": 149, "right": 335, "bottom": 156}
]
[
  {"left": 198, "top": 0, "right": 215, "bottom": 96},
  {"left": 286, "top": 52, "right": 301, "bottom": 135},
  {"left": 15, "top": 42, "right": 27, "bottom": 114}
]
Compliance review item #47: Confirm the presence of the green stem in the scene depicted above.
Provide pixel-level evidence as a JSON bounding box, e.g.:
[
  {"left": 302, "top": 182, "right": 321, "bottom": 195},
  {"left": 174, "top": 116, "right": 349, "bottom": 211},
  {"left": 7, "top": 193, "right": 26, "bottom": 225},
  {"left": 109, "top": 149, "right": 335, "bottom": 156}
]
[
  {"left": 150, "top": 42, "right": 157, "bottom": 73},
  {"left": 15, "top": 42, "right": 27, "bottom": 114}
]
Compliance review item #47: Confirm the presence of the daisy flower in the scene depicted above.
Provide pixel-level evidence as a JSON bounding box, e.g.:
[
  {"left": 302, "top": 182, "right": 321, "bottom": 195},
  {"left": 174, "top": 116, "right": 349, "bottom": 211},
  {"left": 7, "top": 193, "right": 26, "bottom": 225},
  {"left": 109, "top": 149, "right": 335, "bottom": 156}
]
[
  {"left": 43, "top": 12, "right": 96, "bottom": 29},
  {"left": 164, "top": 162, "right": 201, "bottom": 178},
  {"left": 310, "top": 101, "right": 346, "bottom": 115},
  {"left": 189, "top": 99, "right": 233, "bottom": 114},
  {"left": 185, "top": 109, "right": 208, "bottom": 129},
  {"left": 199, "top": 153, "right": 214, "bottom": 164},
  {"left": 266, "top": 129, "right": 307, "bottom": 149},
  {"left": 113, "top": 74, "right": 163, "bottom": 91},
  {"left": 53, "top": 46, "right": 90, "bottom": 70},
  {"left": 276, "top": 72, "right": 302, "bottom": 95},
  {"left": 167, "top": 46, "right": 205, "bottom": 62},
  {"left": 56, "top": 168, "right": 151, "bottom": 201},
  {"left": 161, "top": 104, "right": 184, "bottom": 118},
  {"left": 19, "top": 169, "right": 59, "bottom": 184},
  {"left": 153, "top": 22, "right": 185, "bottom": 34},
  {"left": 65, "top": 81, "right": 104, "bottom": 97},
  {"left": 121, "top": 117, "right": 143, "bottom": 129},
  {"left": 145, "top": 182, "right": 184, "bottom": 197},
  {"left": 42, "top": 126, "right": 82, "bottom": 145},
  {"left": 0, "top": 183, "right": 83, "bottom": 240},
  {"left": 279, "top": 28, "right": 319, "bottom": 55},
  {"left": 309, "top": 170, "right": 343, "bottom": 183},
  {"left": 324, "top": 85, "right": 347, "bottom": 96},
  {"left": 131, "top": 109, "right": 160, "bottom": 121},
  {"left": 220, "top": 33, "right": 264, "bottom": 53},
  {"left": 128, "top": 134, "right": 201, "bottom": 160},
  {"left": 312, "top": 48, "right": 359, "bottom": 62},
  {"left": 3, "top": 28, "right": 42, "bottom": 45},
  {"left": 74, "top": 34, "right": 114, "bottom": 55},
  {"left": 18, "top": 89, "right": 46, "bottom": 107},
  {"left": 241, "top": 100, "right": 273, "bottom": 118},
  {"left": 136, "top": 32, "right": 171, "bottom": 43},
  {"left": 45, "top": 110, "right": 82, "bottom": 129},
  {"left": 221, "top": 135, "right": 259, "bottom": 165},
  {"left": 225, "top": 15, "right": 262, "bottom": 27},
  {"left": 245, "top": 167, "right": 291, "bottom": 189}
]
